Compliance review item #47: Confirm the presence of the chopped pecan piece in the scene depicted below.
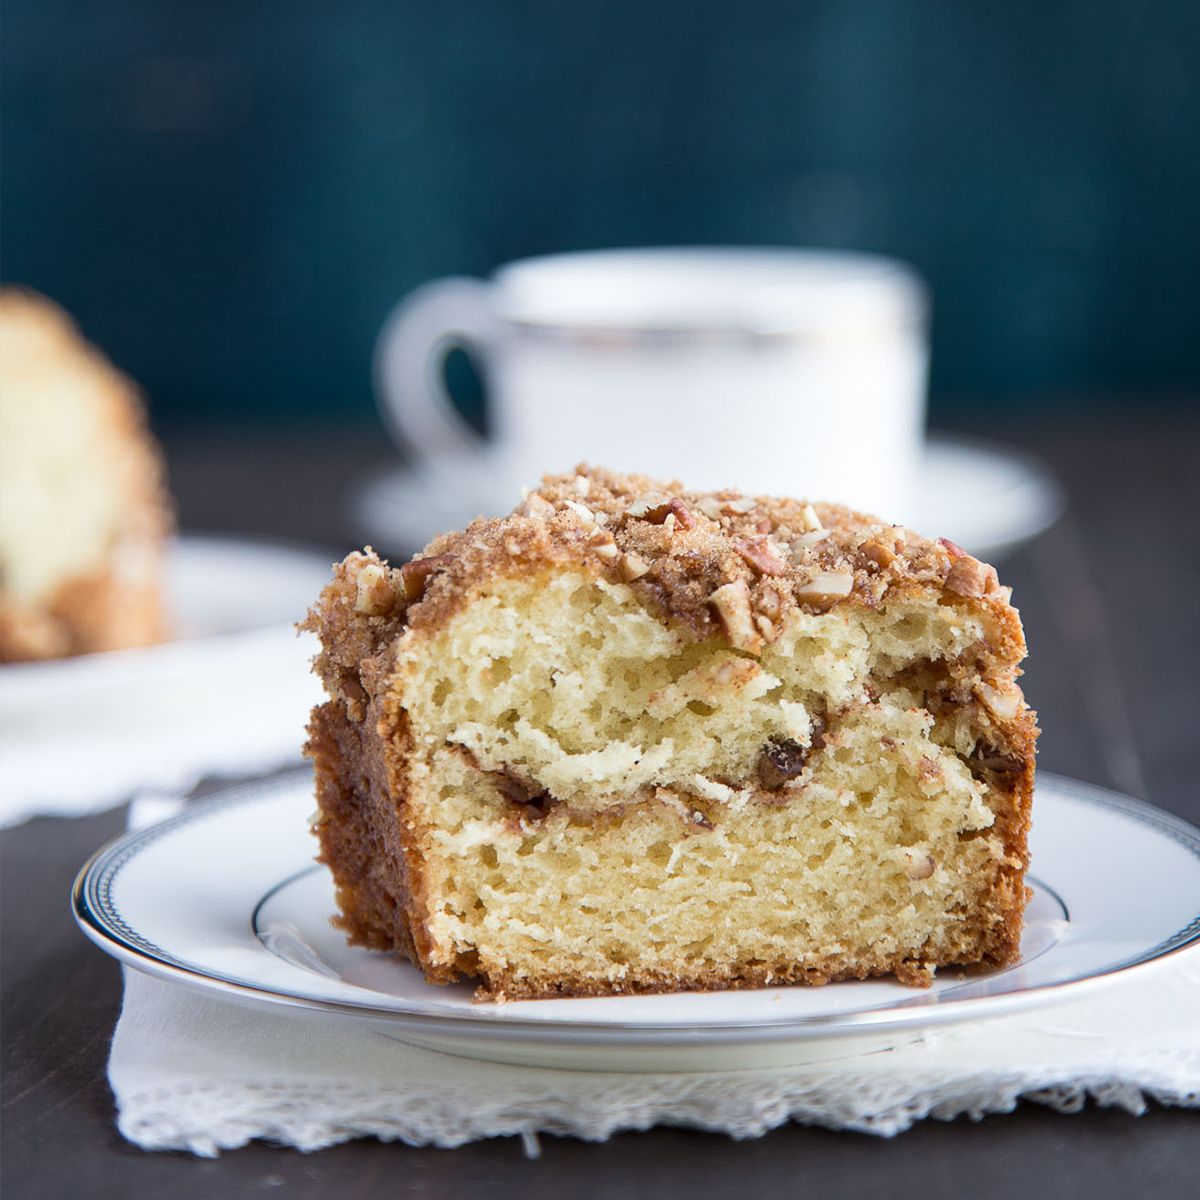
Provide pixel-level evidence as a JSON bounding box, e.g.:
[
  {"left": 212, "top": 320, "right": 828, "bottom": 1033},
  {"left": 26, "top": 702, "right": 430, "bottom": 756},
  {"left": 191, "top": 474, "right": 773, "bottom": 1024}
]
[
  {"left": 796, "top": 569, "right": 854, "bottom": 605},
  {"left": 642, "top": 496, "right": 696, "bottom": 530},
  {"left": 618, "top": 552, "right": 651, "bottom": 581},
  {"left": 626, "top": 492, "right": 670, "bottom": 519},
  {"left": 860, "top": 539, "right": 896, "bottom": 570},
  {"left": 975, "top": 680, "right": 1021, "bottom": 721},
  {"left": 790, "top": 529, "right": 828, "bottom": 555},
  {"left": 736, "top": 536, "right": 789, "bottom": 576},
  {"left": 518, "top": 492, "right": 555, "bottom": 521},
  {"left": 758, "top": 585, "right": 786, "bottom": 621},
  {"left": 708, "top": 580, "right": 763, "bottom": 653},
  {"left": 354, "top": 563, "right": 397, "bottom": 615},
  {"left": 562, "top": 499, "right": 597, "bottom": 526},
  {"left": 400, "top": 553, "right": 453, "bottom": 603},
  {"left": 583, "top": 526, "right": 619, "bottom": 558},
  {"left": 721, "top": 496, "right": 757, "bottom": 515},
  {"left": 944, "top": 554, "right": 996, "bottom": 598},
  {"left": 757, "top": 736, "right": 810, "bottom": 790}
]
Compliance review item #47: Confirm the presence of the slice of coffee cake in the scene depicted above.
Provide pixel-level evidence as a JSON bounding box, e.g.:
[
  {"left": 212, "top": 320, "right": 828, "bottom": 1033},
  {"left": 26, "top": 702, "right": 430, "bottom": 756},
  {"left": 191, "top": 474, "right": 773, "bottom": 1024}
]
[
  {"left": 0, "top": 289, "right": 172, "bottom": 661},
  {"left": 303, "top": 466, "right": 1036, "bottom": 1000}
]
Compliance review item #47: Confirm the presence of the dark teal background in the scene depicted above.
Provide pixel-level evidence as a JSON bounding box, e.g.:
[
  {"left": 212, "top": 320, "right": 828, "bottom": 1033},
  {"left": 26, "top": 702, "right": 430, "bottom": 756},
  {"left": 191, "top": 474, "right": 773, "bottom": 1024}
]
[{"left": 3, "top": 1, "right": 1198, "bottom": 425}]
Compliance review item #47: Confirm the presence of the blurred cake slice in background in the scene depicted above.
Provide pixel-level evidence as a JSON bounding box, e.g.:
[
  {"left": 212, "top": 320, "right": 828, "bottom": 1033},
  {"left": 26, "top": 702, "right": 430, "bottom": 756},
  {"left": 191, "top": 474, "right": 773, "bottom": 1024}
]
[{"left": 0, "top": 288, "right": 173, "bottom": 661}]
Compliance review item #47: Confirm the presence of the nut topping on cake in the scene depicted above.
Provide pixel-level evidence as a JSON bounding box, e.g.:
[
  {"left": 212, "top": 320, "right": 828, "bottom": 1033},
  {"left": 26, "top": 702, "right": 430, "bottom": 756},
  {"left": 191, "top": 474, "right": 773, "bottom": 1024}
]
[
  {"left": 796, "top": 570, "right": 855, "bottom": 605},
  {"left": 975, "top": 681, "right": 1022, "bottom": 721},
  {"left": 800, "top": 503, "right": 823, "bottom": 532},
  {"left": 640, "top": 496, "right": 696, "bottom": 530},
  {"left": 400, "top": 553, "right": 453, "bottom": 603},
  {"left": 708, "top": 580, "right": 763, "bottom": 653},
  {"left": 618, "top": 552, "right": 651, "bottom": 581},
  {"left": 518, "top": 492, "right": 555, "bottom": 521},
  {"left": 562, "top": 499, "right": 597, "bottom": 526},
  {"left": 736, "top": 536, "right": 789, "bottom": 576},
  {"left": 860, "top": 538, "right": 898, "bottom": 570},
  {"left": 354, "top": 563, "right": 396, "bottom": 615},
  {"left": 721, "top": 496, "right": 757, "bottom": 516},
  {"left": 945, "top": 555, "right": 991, "bottom": 598}
]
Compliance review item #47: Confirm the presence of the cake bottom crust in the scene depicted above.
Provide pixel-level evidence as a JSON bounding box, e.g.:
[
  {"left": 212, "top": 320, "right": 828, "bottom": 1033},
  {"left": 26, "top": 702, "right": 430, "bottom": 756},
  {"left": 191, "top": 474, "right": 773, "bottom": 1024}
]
[{"left": 0, "top": 552, "right": 166, "bottom": 662}]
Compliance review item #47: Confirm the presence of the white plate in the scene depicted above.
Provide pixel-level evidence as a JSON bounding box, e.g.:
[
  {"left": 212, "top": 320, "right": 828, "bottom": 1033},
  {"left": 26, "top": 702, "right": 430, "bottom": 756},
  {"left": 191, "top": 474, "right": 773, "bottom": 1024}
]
[
  {"left": 74, "top": 771, "right": 1200, "bottom": 1072},
  {"left": 0, "top": 537, "right": 334, "bottom": 825},
  {"left": 349, "top": 434, "right": 1064, "bottom": 563}
]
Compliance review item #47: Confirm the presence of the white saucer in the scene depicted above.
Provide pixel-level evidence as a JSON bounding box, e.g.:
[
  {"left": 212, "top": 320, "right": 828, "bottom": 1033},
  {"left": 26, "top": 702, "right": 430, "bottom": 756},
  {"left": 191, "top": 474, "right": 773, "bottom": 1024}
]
[
  {"left": 0, "top": 536, "right": 333, "bottom": 826},
  {"left": 160, "top": 533, "right": 336, "bottom": 639},
  {"left": 349, "top": 434, "right": 1064, "bottom": 562},
  {"left": 74, "top": 771, "right": 1200, "bottom": 1072}
]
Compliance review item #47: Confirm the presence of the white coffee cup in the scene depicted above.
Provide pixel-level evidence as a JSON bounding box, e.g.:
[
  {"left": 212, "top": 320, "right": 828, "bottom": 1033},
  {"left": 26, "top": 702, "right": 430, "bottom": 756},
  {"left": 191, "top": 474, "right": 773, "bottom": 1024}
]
[{"left": 375, "top": 247, "right": 928, "bottom": 520}]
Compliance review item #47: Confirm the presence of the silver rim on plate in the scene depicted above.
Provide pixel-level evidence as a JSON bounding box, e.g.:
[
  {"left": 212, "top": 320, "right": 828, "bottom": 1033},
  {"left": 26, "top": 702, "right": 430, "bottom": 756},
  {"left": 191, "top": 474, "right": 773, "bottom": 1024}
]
[{"left": 73, "top": 770, "right": 1200, "bottom": 1049}]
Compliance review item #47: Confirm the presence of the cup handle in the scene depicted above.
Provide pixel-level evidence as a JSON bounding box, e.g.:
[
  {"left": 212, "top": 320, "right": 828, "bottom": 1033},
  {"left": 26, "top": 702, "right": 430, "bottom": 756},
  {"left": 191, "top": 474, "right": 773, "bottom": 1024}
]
[{"left": 374, "top": 277, "right": 498, "bottom": 464}]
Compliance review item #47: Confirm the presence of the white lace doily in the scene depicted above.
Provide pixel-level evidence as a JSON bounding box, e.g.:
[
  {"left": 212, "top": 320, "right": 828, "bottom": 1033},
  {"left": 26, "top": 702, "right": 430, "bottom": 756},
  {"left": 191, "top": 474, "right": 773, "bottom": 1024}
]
[{"left": 109, "top": 950, "right": 1200, "bottom": 1158}]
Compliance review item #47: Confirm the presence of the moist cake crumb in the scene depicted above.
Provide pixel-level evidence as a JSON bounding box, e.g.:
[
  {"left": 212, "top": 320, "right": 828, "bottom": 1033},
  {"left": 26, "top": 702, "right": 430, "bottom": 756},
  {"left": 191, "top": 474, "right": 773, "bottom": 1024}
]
[{"left": 303, "top": 465, "right": 1037, "bottom": 1001}]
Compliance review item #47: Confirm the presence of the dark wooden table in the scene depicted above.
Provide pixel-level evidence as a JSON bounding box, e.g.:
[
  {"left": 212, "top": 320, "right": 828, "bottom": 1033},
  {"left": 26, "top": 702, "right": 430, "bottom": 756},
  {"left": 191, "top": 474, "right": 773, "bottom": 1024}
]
[{"left": 3, "top": 406, "right": 1198, "bottom": 1199}]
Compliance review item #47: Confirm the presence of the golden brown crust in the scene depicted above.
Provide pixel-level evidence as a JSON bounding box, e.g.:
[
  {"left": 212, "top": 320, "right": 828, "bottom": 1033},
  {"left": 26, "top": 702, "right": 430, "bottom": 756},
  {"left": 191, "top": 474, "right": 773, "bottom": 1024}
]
[
  {"left": 460, "top": 954, "right": 941, "bottom": 1003},
  {"left": 307, "top": 464, "right": 1026, "bottom": 687},
  {"left": 303, "top": 465, "right": 1037, "bottom": 1000}
]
